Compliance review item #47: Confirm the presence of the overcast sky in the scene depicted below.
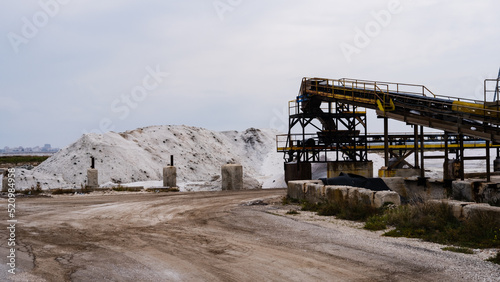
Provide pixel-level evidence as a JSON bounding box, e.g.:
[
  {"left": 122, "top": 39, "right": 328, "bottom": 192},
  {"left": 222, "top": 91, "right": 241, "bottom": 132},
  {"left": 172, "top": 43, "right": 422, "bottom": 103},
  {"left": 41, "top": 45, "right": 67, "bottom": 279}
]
[{"left": 1, "top": 0, "right": 499, "bottom": 148}]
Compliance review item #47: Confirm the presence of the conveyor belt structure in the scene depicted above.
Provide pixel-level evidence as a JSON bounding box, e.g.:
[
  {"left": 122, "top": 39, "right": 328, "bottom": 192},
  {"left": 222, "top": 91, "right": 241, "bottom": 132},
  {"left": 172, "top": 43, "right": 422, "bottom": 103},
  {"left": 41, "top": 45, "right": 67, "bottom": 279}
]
[
  {"left": 298, "top": 78, "right": 500, "bottom": 142},
  {"left": 277, "top": 77, "right": 500, "bottom": 181}
]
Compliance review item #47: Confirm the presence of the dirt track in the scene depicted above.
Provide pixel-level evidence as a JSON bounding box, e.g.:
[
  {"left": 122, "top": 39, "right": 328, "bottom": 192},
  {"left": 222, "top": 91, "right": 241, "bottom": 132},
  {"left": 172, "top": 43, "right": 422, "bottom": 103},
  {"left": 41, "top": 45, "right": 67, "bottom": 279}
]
[{"left": 1, "top": 189, "right": 499, "bottom": 281}]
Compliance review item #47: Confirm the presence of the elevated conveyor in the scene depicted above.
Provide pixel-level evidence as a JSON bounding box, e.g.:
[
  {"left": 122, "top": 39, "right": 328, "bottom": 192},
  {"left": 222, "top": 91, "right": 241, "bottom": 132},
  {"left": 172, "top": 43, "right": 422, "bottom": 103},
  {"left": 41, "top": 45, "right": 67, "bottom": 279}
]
[
  {"left": 279, "top": 76, "right": 500, "bottom": 182},
  {"left": 299, "top": 78, "right": 500, "bottom": 142},
  {"left": 277, "top": 133, "right": 500, "bottom": 153}
]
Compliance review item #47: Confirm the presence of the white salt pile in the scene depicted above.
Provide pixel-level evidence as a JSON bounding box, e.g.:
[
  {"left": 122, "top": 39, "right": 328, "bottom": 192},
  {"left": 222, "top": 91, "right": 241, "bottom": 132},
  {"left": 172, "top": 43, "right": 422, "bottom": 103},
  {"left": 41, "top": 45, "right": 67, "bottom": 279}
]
[
  {"left": 11, "top": 124, "right": 491, "bottom": 192},
  {"left": 14, "top": 125, "right": 287, "bottom": 191}
]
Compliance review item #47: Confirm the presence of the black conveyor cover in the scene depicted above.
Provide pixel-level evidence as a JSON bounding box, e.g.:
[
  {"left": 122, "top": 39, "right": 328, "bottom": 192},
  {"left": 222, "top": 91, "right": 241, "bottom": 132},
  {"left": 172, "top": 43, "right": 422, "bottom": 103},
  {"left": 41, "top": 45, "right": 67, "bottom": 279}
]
[{"left": 319, "top": 172, "right": 390, "bottom": 191}]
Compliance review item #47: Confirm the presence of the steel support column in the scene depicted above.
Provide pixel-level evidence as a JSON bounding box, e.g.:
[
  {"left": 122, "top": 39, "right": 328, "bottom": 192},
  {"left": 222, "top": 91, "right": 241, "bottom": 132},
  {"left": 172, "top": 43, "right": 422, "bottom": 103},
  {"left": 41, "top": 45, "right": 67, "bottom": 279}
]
[
  {"left": 459, "top": 134, "right": 465, "bottom": 181},
  {"left": 414, "top": 125, "right": 419, "bottom": 168},
  {"left": 420, "top": 126, "right": 425, "bottom": 179},
  {"left": 444, "top": 132, "right": 449, "bottom": 180},
  {"left": 384, "top": 117, "right": 389, "bottom": 167},
  {"left": 486, "top": 140, "right": 491, "bottom": 182}
]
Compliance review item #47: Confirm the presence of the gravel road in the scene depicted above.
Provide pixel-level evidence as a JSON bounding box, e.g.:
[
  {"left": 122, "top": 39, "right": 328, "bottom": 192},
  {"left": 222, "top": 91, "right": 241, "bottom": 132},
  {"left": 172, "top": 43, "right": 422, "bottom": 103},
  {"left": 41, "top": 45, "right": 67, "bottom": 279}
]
[{"left": 1, "top": 189, "right": 499, "bottom": 281}]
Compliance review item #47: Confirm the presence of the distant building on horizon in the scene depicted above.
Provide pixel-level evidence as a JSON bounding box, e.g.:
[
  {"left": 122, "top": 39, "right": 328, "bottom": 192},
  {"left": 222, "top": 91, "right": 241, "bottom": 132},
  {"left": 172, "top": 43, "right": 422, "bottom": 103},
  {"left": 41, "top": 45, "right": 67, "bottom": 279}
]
[{"left": 0, "top": 143, "right": 59, "bottom": 155}]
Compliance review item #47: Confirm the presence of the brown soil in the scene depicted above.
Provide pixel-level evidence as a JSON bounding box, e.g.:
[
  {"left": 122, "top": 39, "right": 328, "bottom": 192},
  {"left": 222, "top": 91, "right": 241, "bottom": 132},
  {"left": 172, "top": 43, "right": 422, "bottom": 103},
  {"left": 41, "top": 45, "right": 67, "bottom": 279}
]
[{"left": 1, "top": 189, "right": 498, "bottom": 281}]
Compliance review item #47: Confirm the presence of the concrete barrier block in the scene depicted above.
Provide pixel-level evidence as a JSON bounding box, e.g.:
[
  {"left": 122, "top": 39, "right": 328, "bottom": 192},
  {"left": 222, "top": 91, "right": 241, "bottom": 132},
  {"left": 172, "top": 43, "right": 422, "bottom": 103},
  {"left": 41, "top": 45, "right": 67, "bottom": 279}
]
[
  {"left": 452, "top": 181, "right": 474, "bottom": 202},
  {"left": 358, "top": 188, "right": 375, "bottom": 206},
  {"left": 325, "top": 186, "right": 345, "bottom": 203},
  {"left": 222, "top": 164, "right": 243, "bottom": 191},
  {"left": 463, "top": 204, "right": 500, "bottom": 224},
  {"left": 302, "top": 180, "right": 323, "bottom": 192},
  {"left": 87, "top": 169, "right": 98, "bottom": 188},
  {"left": 163, "top": 166, "right": 177, "bottom": 188},
  {"left": 426, "top": 179, "right": 448, "bottom": 199},
  {"left": 381, "top": 177, "right": 407, "bottom": 198},
  {"left": 287, "top": 181, "right": 304, "bottom": 199},
  {"left": 305, "top": 183, "right": 325, "bottom": 203},
  {"left": 373, "top": 191, "right": 401, "bottom": 208},
  {"left": 428, "top": 199, "right": 473, "bottom": 219},
  {"left": 338, "top": 186, "right": 349, "bottom": 200},
  {"left": 287, "top": 180, "right": 322, "bottom": 201},
  {"left": 347, "top": 187, "right": 361, "bottom": 202}
]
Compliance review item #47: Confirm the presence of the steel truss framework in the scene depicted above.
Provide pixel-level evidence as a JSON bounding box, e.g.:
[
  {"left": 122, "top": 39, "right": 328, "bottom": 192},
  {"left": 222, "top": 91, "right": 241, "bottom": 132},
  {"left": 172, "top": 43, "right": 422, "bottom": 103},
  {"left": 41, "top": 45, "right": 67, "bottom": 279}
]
[
  {"left": 285, "top": 99, "right": 368, "bottom": 164},
  {"left": 278, "top": 75, "right": 500, "bottom": 182}
]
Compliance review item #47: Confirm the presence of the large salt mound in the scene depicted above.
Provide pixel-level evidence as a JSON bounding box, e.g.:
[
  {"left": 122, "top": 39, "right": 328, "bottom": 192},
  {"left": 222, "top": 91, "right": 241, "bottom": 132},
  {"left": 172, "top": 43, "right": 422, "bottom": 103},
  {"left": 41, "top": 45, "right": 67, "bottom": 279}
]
[{"left": 15, "top": 125, "right": 286, "bottom": 190}]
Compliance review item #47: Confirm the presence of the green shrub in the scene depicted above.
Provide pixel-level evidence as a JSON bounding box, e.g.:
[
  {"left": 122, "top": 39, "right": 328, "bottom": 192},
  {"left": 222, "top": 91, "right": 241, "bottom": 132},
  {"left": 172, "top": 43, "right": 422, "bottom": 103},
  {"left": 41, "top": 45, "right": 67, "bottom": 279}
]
[
  {"left": 364, "top": 215, "right": 387, "bottom": 231},
  {"left": 337, "top": 200, "right": 380, "bottom": 221},
  {"left": 282, "top": 196, "right": 300, "bottom": 205},
  {"left": 317, "top": 202, "right": 341, "bottom": 217},
  {"left": 300, "top": 200, "right": 320, "bottom": 212},
  {"left": 459, "top": 211, "right": 500, "bottom": 248},
  {"left": 381, "top": 202, "right": 461, "bottom": 244},
  {"left": 301, "top": 199, "right": 381, "bottom": 221},
  {"left": 374, "top": 202, "right": 500, "bottom": 249}
]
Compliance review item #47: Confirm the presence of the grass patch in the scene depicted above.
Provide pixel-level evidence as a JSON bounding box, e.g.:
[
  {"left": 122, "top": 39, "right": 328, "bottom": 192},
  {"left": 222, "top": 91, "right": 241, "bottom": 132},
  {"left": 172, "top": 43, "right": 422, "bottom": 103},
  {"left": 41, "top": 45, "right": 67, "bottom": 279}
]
[
  {"left": 0, "top": 155, "right": 49, "bottom": 165},
  {"left": 487, "top": 253, "right": 500, "bottom": 265},
  {"left": 112, "top": 186, "right": 143, "bottom": 192},
  {"left": 300, "top": 200, "right": 321, "bottom": 213},
  {"left": 286, "top": 210, "right": 300, "bottom": 215},
  {"left": 288, "top": 195, "right": 500, "bottom": 253},
  {"left": 364, "top": 215, "right": 387, "bottom": 231},
  {"left": 145, "top": 187, "right": 179, "bottom": 192},
  {"left": 282, "top": 196, "right": 300, "bottom": 205},
  {"left": 288, "top": 196, "right": 499, "bottom": 262},
  {"left": 301, "top": 199, "right": 382, "bottom": 221},
  {"left": 442, "top": 246, "right": 474, "bottom": 254},
  {"left": 365, "top": 202, "right": 500, "bottom": 249}
]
